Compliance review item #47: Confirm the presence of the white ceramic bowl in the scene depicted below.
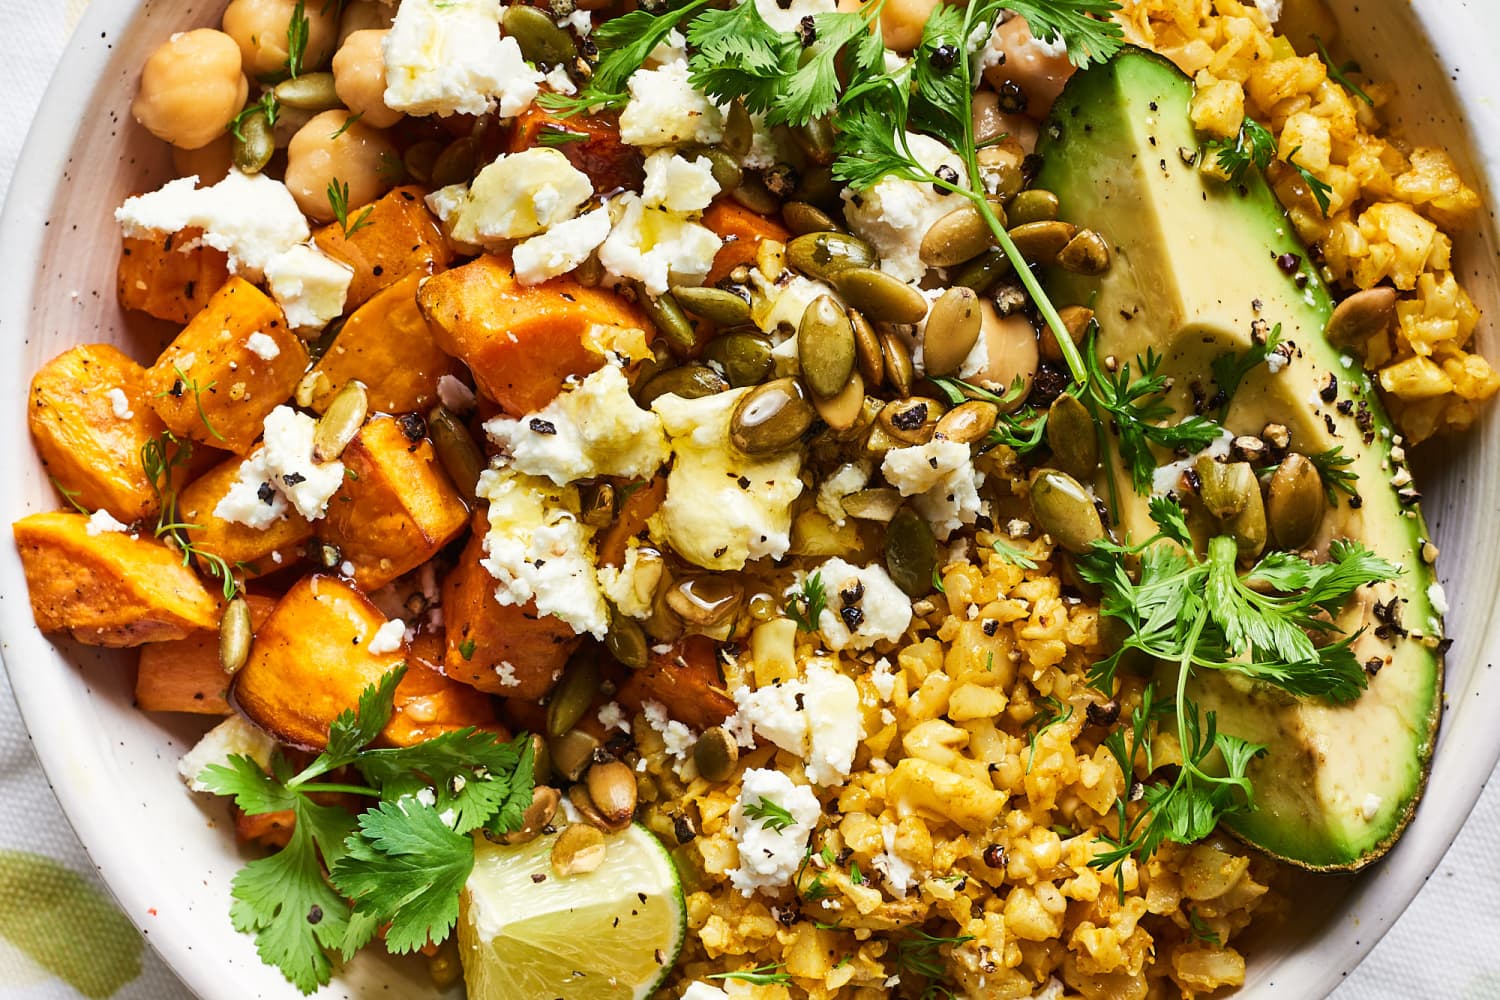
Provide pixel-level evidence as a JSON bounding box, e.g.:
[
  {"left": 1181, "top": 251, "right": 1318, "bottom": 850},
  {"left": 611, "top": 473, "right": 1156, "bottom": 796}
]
[{"left": 3, "top": 2, "right": 1499, "bottom": 997}]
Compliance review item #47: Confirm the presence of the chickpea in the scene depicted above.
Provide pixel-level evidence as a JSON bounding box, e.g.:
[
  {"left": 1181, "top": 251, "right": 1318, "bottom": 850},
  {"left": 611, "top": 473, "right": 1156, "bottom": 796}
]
[
  {"left": 131, "top": 29, "right": 248, "bottom": 150},
  {"left": 837, "top": 0, "right": 938, "bottom": 54},
  {"left": 284, "top": 110, "right": 396, "bottom": 223},
  {"left": 970, "top": 302, "right": 1038, "bottom": 407},
  {"left": 338, "top": 0, "right": 395, "bottom": 44},
  {"left": 333, "top": 30, "right": 401, "bottom": 129},
  {"left": 172, "top": 134, "right": 235, "bottom": 185},
  {"left": 222, "top": 0, "right": 340, "bottom": 79},
  {"left": 982, "top": 17, "right": 1076, "bottom": 119}
]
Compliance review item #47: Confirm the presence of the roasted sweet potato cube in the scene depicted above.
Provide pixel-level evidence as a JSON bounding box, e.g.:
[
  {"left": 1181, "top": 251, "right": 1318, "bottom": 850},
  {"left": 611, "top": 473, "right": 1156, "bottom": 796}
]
[
  {"left": 29, "top": 344, "right": 172, "bottom": 523},
  {"left": 383, "top": 632, "right": 506, "bottom": 747},
  {"left": 703, "top": 198, "right": 790, "bottom": 286},
  {"left": 135, "top": 593, "right": 277, "bottom": 714},
  {"left": 13, "top": 512, "right": 219, "bottom": 646},
  {"left": 314, "top": 185, "right": 452, "bottom": 310},
  {"left": 317, "top": 416, "right": 469, "bottom": 590},
  {"left": 307, "top": 272, "right": 460, "bottom": 415},
  {"left": 177, "top": 454, "right": 313, "bottom": 578},
  {"left": 418, "top": 254, "right": 651, "bottom": 414},
  {"left": 508, "top": 105, "right": 645, "bottom": 193},
  {"left": 442, "top": 528, "right": 580, "bottom": 700},
  {"left": 144, "top": 277, "right": 308, "bottom": 454},
  {"left": 598, "top": 475, "right": 666, "bottom": 568},
  {"left": 616, "top": 636, "right": 735, "bottom": 731},
  {"left": 117, "top": 229, "right": 230, "bottom": 324},
  {"left": 236, "top": 807, "right": 295, "bottom": 849}
]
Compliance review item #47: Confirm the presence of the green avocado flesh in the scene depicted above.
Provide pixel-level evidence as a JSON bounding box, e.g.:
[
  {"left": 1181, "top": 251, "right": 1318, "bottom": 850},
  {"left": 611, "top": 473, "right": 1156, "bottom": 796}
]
[{"left": 1035, "top": 49, "right": 1443, "bottom": 870}]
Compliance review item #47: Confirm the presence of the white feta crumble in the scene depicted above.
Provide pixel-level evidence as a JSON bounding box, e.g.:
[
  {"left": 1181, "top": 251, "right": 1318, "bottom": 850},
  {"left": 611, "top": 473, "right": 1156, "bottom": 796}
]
[
  {"left": 643, "top": 699, "right": 696, "bottom": 766},
  {"left": 599, "top": 192, "right": 722, "bottom": 296},
  {"left": 816, "top": 461, "right": 872, "bottom": 525},
  {"left": 85, "top": 508, "right": 129, "bottom": 536},
  {"left": 216, "top": 407, "right": 345, "bottom": 526},
  {"left": 727, "top": 768, "right": 821, "bottom": 895},
  {"left": 1360, "top": 793, "right": 1383, "bottom": 821},
  {"left": 542, "top": 64, "right": 576, "bottom": 96},
  {"left": 244, "top": 331, "right": 281, "bottom": 361},
  {"left": 475, "top": 467, "right": 609, "bottom": 638},
  {"left": 1149, "top": 428, "right": 1235, "bottom": 497},
  {"left": 565, "top": 9, "right": 592, "bottom": 35},
  {"left": 484, "top": 365, "right": 669, "bottom": 484},
  {"left": 873, "top": 822, "right": 916, "bottom": 896},
  {"left": 415, "top": 787, "right": 438, "bottom": 807},
  {"left": 106, "top": 387, "right": 134, "bottom": 421},
  {"left": 451, "top": 148, "right": 594, "bottom": 245},
  {"left": 732, "top": 662, "right": 864, "bottom": 785},
  {"left": 753, "top": 0, "right": 835, "bottom": 33},
  {"left": 842, "top": 133, "right": 969, "bottom": 284},
  {"left": 436, "top": 374, "right": 477, "bottom": 415},
  {"left": 641, "top": 150, "right": 722, "bottom": 213},
  {"left": 1428, "top": 581, "right": 1449, "bottom": 616},
  {"left": 179, "top": 716, "right": 276, "bottom": 793},
  {"left": 494, "top": 661, "right": 520, "bottom": 687},
  {"left": 1265, "top": 349, "right": 1288, "bottom": 374},
  {"left": 618, "top": 56, "right": 725, "bottom": 148},
  {"left": 881, "top": 439, "right": 985, "bottom": 539},
  {"left": 650, "top": 389, "right": 803, "bottom": 570},
  {"left": 366, "top": 618, "right": 407, "bottom": 655},
  {"left": 116, "top": 169, "right": 309, "bottom": 279},
  {"left": 512, "top": 206, "right": 612, "bottom": 285},
  {"left": 597, "top": 701, "right": 630, "bottom": 732},
  {"left": 383, "top": 0, "right": 542, "bottom": 117},
  {"left": 741, "top": 111, "right": 786, "bottom": 170},
  {"left": 263, "top": 243, "right": 354, "bottom": 332},
  {"left": 597, "top": 543, "right": 664, "bottom": 620},
  {"left": 808, "top": 559, "right": 914, "bottom": 651},
  {"left": 870, "top": 657, "right": 897, "bottom": 701}
]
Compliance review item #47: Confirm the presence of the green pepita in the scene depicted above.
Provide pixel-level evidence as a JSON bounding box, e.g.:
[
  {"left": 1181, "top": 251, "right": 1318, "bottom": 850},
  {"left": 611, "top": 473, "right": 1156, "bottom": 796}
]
[
  {"left": 799, "top": 294, "right": 857, "bottom": 399},
  {"left": 952, "top": 249, "right": 1014, "bottom": 295},
  {"left": 1267, "top": 453, "right": 1325, "bottom": 550},
  {"left": 783, "top": 201, "right": 842, "bottom": 237},
  {"left": 1007, "top": 189, "right": 1061, "bottom": 226},
  {"left": 934, "top": 399, "right": 998, "bottom": 445},
  {"left": 497, "top": 785, "right": 561, "bottom": 846},
  {"left": 786, "top": 231, "right": 877, "bottom": 283},
  {"left": 720, "top": 100, "right": 753, "bottom": 160},
  {"left": 1007, "top": 220, "right": 1078, "bottom": 266},
  {"left": 1057, "top": 229, "right": 1112, "bottom": 275},
  {"left": 919, "top": 202, "right": 1003, "bottom": 268},
  {"left": 673, "top": 284, "right": 752, "bottom": 326},
  {"left": 312, "top": 380, "right": 368, "bottom": 462},
  {"left": 427, "top": 405, "right": 485, "bottom": 503},
  {"left": 880, "top": 329, "right": 915, "bottom": 398},
  {"left": 1041, "top": 305, "right": 1093, "bottom": 363},
  {"left": 693, "top": 727, "right": 739, "bottom": 782},
  {"left": 548, "top": 728, "right": 602, "bottom": 782},
  {"left": 841, "top": 487, "right": 903, "bottom": 522},
  {"left": 922, "top": 287, "right": 983, "bottom": 377},
  {"left": 638, "top": 363, "right": 730, "bottom": 406},
  {"left": 791, "top": 117, "right": 836, "bottom": 166},
  {"left": 1195, "top": 456, "right": 1258, "bottom": 521},
  {"left": 273, "top": 72, "right": 341, "bottom": 112},
  {"left": 231, "top": 110, "right": 275, "bottom": 175},
  {"left": 636, "top": 285, "right": 697, "bottom": 351},
  {"left": 832, "top": 267, "right": 929, "bottom": 325},
  {"left": 402, "top": 140, "right": 443, "bottom": 185},
  {"left": 1045, "top": 394, "right": 1099, "bottom": 482},
  {"left": 793, "top": 164, "right": 840, "bottom": 206},
  {"left": 295, "top": 369, "right": 331, "bottom": 409},
  {"left": 605, "top": 610, "right": 649, "bottom": 670},
  {"left": 813, "top": 370, "right": 866, "bottom": 432},
  {"left": 546, "top": 650, "right": 602, "bottom": 737},
  {"left": 1227, "top": 480, "right": 1268, "bottom": 560},
  {"left": 886, "top": 506, "right": 939, "bottom": 598},
  {"left": 218, "top": 596, "right": 252, "bottom": 675},
  {"left": 731, "top": 174, "right": 781, "bottom": 215},
  {"left": 703, "top": 331, "right": 774, "bottom": 387},
  {"left": 579, "top": 481, "right": 616, "bottom": 529},
  {"left": 849, "top": 309, "right": 884, "bottom": 391},
  {"left": 503, "top": 4, "right": 578, "bottom": 65},
  {"left": 680, "top": 144, "right": 742, "bottom": 193},
  {"left": 666, "top": 576, "right": 742, "bottom": 627},
  {"left": 730, "top": 376, "right": 814, "bottom": 454},
  {"left": 1029, "top": 467, "right": 1105, "bottom": 555},
  {"left": 877, "top": 397, "right": 943, "bottom": 446},
  {"left": 431, "top": 137, "right": 479, "bottom": 189}
]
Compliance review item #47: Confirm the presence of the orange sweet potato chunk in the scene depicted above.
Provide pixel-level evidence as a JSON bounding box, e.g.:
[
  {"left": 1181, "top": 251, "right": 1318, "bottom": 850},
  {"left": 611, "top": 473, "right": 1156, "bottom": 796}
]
[
  {"left": 135, "top": 593, "right": 277, "bottom": 714},
  {"left": 615, "top": 636, "right": 735, "bottom": 731},
  {"left": 702, "top": 198, "right": 790, "bottom": 286},
  {"left": 13, "top": 512, "right": 219, "bottom": 646},
  {"left": 177, "top": 454, "right": 313, "bottom": 578},
  {"left": 417, "top": 254, "right": 650, "bottom": 414},
  {"left": 307, "top": 271, "right": 460, "bottom": 415},
  {"left": 508, "top": 106, "right": 645, "bottom": 193},
  {"left": 597, "top": 475, "right": 666, "bottom": 568},
  {"left": 317, "top": 416, "right": 469, "bottom": 591},
  {"left": 144, "top": 277, "right": 308, "bottom": 454},
  {"left": 314, "top": 186, "right": 453, "bottom": 310},
  {"left": 383, "top": 632, "right": 506, "bottom": 748},
  {"left": 117, "top": 229, "right": 230, "bottom": 324},
  {"left": 29, "top": 344, "right": 171, "bottom": 523}
]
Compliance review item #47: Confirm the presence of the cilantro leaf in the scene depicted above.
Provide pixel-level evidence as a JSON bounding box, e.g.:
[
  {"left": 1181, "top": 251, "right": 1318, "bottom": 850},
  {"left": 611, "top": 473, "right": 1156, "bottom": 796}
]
[
  {"left": 1313, "top": 34, "right": 1374, "bottom": 106},
  {"left": 314, "top": 663, "right": 406, "bottom": 777},
  {"left": 543, "top": 0, "right": 717, "bottom": 114},
  {"left": 355, "top": 729, "right": 534, "bottom": 836},
  {"left": 1210, "top": 323, "right": 1282, "bottom": 418},
  {"left": 1287, "top": 145, "right": 1335, "bottom": 215},
  {"left": 785, "top": 572, "right": 828, "bottom": 632},
  {"left": 685, "top": 0, "right": 795, "bottom": 115},
  {"left": 1003, "top": 0, "right": 1124, "bottom": 69},
  {"left": 198, "top": 754, "right": 298, "bottom": 815},
  {"left": 1205, "top": 117, "right": 1276, "bottom": 185}
]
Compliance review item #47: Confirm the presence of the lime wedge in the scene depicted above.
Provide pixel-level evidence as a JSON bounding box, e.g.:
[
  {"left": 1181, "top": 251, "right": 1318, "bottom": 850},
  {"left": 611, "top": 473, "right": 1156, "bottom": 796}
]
[{"left": 458, "top": 823, "right": 686, "bottom": 1000}]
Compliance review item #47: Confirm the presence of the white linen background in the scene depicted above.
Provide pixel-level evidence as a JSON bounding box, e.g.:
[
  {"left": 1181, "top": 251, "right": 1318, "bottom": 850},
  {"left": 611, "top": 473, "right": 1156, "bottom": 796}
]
[{"left": 0, "top": 2, "right": 1496, "bottom": 998}]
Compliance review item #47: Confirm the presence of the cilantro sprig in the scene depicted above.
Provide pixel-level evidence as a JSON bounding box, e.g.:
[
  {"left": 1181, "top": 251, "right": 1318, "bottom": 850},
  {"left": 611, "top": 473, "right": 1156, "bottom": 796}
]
[
  {"left": 1211, "top": 323, "right": 1283, "bottom": 419},
  {"left": 198, "top": 666, "right": 535, "bottom": 993},
  {"left": 785, "top": 572, "right": 828, "bottom": 632},
  {"left": 1312, "top": 34, "right": 1374, "bottom": 107},
  {"left": 1206, "top": 117, "right": 1334, "bottom": 214}
]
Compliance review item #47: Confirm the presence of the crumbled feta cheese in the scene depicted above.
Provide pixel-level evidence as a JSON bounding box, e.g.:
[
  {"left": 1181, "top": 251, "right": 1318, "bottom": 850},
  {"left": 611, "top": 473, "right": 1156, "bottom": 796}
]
[
  {"left": 816, "top": 461, "right": 872, "bottom": 525},
  {"left": 808, "top": 559, "right": 913, "bottom": 651},
  {"left": 1360, "top": 793, "right": 1383, "bottom": 821},
  {"left": 106, "top": 387, "right": 134, "bottom": 421},
  {"left": 727, "top": 768, "right": 820, "bottom": 895},
  {"left": 383, "top": 0, "right": 541, "bottom": 117},
  {"left": 116, "top": 169, "right": 309, "bottom": 279},
  {"left": 873, "top": 822, "right": 916, "bottom": 896},
  {"left": 597, "top": 701, "right": 630, "bottom": 732},
  {"left": 85, "top": 508, "right": 129, "bottom": 536},
  {"left": 650, "top": 389, "right": 803, "bottom": 570},
  {"left": 881, "top": 439, "right": 985, "bottom": 539},
  {"left": 425, "top": 183, "right": 469, "bottom": 229},
  {"left": 179, "top": 716, "right": 276, "bottom": 793},
  {"left": 244, "top": 331, "right": 281, "bottom": 361},
  {"left": 870, "top": 657, "right": 897, "bottom": 701},
  {"left": 512, "top": 206, "right": 612, "bottom": 285},
  {"left": 436, "top": 374, "right": 477, "bottom": 415},
  {"left": 494, "top": 661, "right": 520, "bottom": 687},
  {"left": 366, "top": 618, "right": 406, "bottom": 655},
  {"left": 263, "top": 243, "right": 353, "bottom": 332},
  {"left": 215, "top": 406, "right": 345, "bottom": 526},
  {"left": 1428, "top": 581, "right": 1449, "bottom": 616},
  {"left": 484, "top": 365, "right": 669, "bottom": 484},
  {"left": 643, "top": 699, "right": 696, "bottom": 766},
  {"left": 1265, "top": 349, "right": 1288, "bottom": 374},
  {"left": 542, "top": 64, "right": 576, "bottom": 96},
  {"left": 1149, "top": 428, "right": 1234, "bottom": 497},
  {"left": 597, "top": 543, "right": 663, "bottom": 619},
  {"left": 956, "top": 322, "right": 990, "bottom": 380},
  {"left": 451, "top": 148, "right": 594, "bottom": 246},
  {"left": 565, "top": 9, "right": 592, "bottom": 35},
  {"left": 599, "top": 192, "right": 721, "bottom": 295},
  {"left": 740, "top": 112, "right": 786, "bottom": 170},
  {"left": 753, "top": 0, "right": 835, "bottom": 33},
  {"left": 842, "top": 133, "right": 969, "bottom": 283},
  {"left": 732, "top": 662, "right": 864, "bottom": 785},
  {"left": 641, "top": 151, "right": 721, "bottom": 213},
  {"left": 618, "top": 56, "right": 724, "bottom": 148},
  {"left": 476, "top": 467, "right": 609, "bottom": 637}
]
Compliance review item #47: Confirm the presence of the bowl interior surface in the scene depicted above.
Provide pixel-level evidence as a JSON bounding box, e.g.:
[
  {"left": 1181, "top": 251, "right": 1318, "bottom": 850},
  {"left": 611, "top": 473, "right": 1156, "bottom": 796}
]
[{"left": 2, "top": 1, "right": 1498, "bottom": 998}]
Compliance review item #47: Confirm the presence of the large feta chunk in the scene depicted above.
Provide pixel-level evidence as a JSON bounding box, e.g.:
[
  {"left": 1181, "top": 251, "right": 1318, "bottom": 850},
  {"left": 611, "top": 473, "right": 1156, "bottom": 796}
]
[
  {"left": 641, "top": 150, "right": 721, "bottom": 213},
  {"left": 452, "top": 148, "right": 594, "bottom": 246},
  {"left": 383, "top": 0, "right": 541, "bottom": 117},
  {"left": 806, "top": 558, "right": 913, "bottom": 651},
  {"left": 179, "top": 715, "right": 277, "bottom": 793},
  {"left": 475, "top": 467, "right": 608, "bottom": 637},
  {"left": 598, "top": 192, "right": 721, "bottom": 295},
  {"left": 732, "top": 662, "right": 864, "bottom": 785},
  {"left": 215, "top": 406, "right": 345, "bottom": 525},
  {"left": 727, "top": 768, "right": 821, "bottom": 895},
  {"left": 618, "top": 56, "right": 724, "bottom": 148},
  {"left": 650, "top": 389, "right": 802, "bottom": 570},
  {"left": 512, "top": 206, "right": 612, "bottom": 285},
  {"left": 841, "top": 133, "right": 969, "bottom": 284},
  {"left": 483, "top": 364, "right": 669, "bottom": 484},
  {"left": 115, "top": 169, "right": 309, "bottom": 279},
  {"left": 881, "top": 438, "right": 985, "bottom": 539},
  {"left": 263, "top": 243, "right": 353, "bottom": 332}
]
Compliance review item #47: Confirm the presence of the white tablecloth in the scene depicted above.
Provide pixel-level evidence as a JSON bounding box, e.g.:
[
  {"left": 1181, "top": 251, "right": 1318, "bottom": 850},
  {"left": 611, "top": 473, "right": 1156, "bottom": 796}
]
[{"left": 2, "top": 5, "right": 1498, "bottom": 999}]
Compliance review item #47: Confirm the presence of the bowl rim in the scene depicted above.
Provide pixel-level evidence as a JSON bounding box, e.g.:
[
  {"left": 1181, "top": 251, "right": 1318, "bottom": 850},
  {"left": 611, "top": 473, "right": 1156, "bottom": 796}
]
[{"left": 4, "top": 2, "right": 1500, "bottom": 998}]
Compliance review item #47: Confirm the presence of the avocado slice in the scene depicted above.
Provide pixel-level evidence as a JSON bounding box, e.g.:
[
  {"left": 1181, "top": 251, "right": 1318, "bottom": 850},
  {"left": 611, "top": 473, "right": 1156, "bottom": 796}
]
[{"left": 1034, "top": 49, "right": 1444, "bottom": 870}]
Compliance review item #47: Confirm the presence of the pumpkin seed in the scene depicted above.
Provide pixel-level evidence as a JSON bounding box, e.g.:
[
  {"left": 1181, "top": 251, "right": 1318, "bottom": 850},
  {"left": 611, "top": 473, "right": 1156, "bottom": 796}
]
[
  {"left": 1046, "top": 394, "right": 1098, "bottom": 481},
  {"left": 977, "top": 144, "right": 1024, "bottom": 202},
  {"left": 886, "top": 506, "right": 939, "bottom": 598},
  {"left": 791, "top": 116, "right": 836, "bottom": 166},
  {"left": 527, "top": 733, "right": 552, "bottom": 786},
  {"left": 693, "top": 727, "right": 739, "bottom": 782},
  {"left": 1029, "top": 468, "right": 1105, "bottom": 555},
  {"left": 503, "top": 4, "right": 578, "bottom": 64},
  {"left": 731, "top": 377, "right": 814, "bottom": 454},
  {"left": 842, "top": 487, "right": 903, "bottom": 522},
  {"left": 878, "top": 397, "right": 943, "bottom": 446},
  {"left": 636, "top": 285, "right": 697, "bottom": 351},
  {"left": 756, "top": 238, "right": 787, "bottom": 282},
  {"left": 681, "top": 144, "right": 743, "bottom": 193},
  {"left": 295, "top": 369, "right": 330, "bottom": 409},
  {"left": 586, "top": 760, "right": 638, "bottom": 827},
  {"left": 703, "top": 331, "right": 773, "bottom": 387},
  {"left": 548, "top": 728, "right": 602, "bottom": 782},
  {"left": 218, "top": 596, "right": 252, "bottom": 676},
  {"left": 783, "top": 201, "right": 841, "bottom": 236},
  {"left": 566, "top": 783, "right": 615, "bottom": 832},
  {"left": 426, "top": 943, "right": 463, "bottom": 989},
  {"left": 231, "top": 110, "right": 275, "bottom": 174},
  {"left": 731, "top": 173, "right": 780, "bottom": 215},
  {"left": 1040, "top": 305, "right": 1093, "bottom": 363},
  {"left": 1195, "top": 456, "right": 1257, "bottom": 521},
  {"left": 1057, "top": 229, "right": 1112, "bottom": 275},
  {"left": 673, "top": 284, "right": 752, "bottom": 326},
  {"left": 786, "top": 231, "right": 877, "bottom": 282},
  {"left": 1327, "top": 286, "right": 1398, "bottom": 348},
  {"left": 935, "top": 399, "right": 998, "bottom": 445},
  {"left": 638, "top": 364, "right": 730, "bottom": 406},
  {"left": 1227, "top": 480, "right": 1268, "bottom": 560},
  {"left": 312, "top": 380, "right": 368, "bottom": 462},
  {"left": 551, "top": 821, "right": 608, "bottom": 875},
  {"left": 794, "top": 164, "right": 839, "bottom": 206},
  {"left": 1007, "top": 189, "right": 1060, "bottom": 226},
  {"left": 880, "top": 329, "right": 915, "bottom": 397},
  {"left": 832, "top": 267, "right": 929, "bottom": 325},
  {"left": 813, "top": 370, "right": 866, "bottom": 431},
  {"left": 919, "top": 201, "right": 1003, "bottom": 268},
  {"left": 721, "top": 100, "right": 753, "bottom": 159},
  {"left": 849, "top": 309, "right": 884, "bottom": 390},
  {"left": 431, "top": 137, "right": 478, "bottom": 188},
  {"left": 922, "top": 287, "right": 983, "bottom": 377},
  {"left": 273, "top": 72, "right": 341, "bottom": 111},
  {"left": 606, "top": 609, "right": 649, "bottom": 670},
  {"left": 546, "top": 650, "right": 602, "bottom": 737},
  {"left": 579, "top": 481, "right": 615, "bottom": 529},
  {"left": 666, "top": 576, "right": 742, "bottom": 627},
  {"left": 497, "top": 785, "right": 561, "bottom": 846},
  {"left": 952, "top": 249, "right": 1014, "bottom": 295},
  {"left": 428, "top": 405, "right": 484, "bottom": 503},
  {"left": 402, "top": 140, "right": 443, "bottom": 185},
  {"left": 1007, "top": 220, "right": 1078, "bottom": 266},
  {"left": 799, "top": 294, "right": 857, "bottom": 398},
  {"left": 1267, "top": 453, "right": 1325, "bottom": 550}
]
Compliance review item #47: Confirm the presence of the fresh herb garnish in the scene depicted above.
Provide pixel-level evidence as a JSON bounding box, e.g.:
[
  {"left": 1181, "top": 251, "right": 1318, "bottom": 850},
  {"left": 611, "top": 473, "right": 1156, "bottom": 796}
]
[
  {"left": 742, "top": 796, "right": 797, "bottom": 833},
  {"left": 1026, "top": 695, "right": 1074, "bottom": 772},
  {"left": 156, "top": 364, "right": 224, "bottom": 442},
  {"left": 893, "top": 929, "right": 975, "bottom": 998},
  {"left": 198, "top": 666, "right": 535, "bottom": 993},
  {"left": 707, "top": 962, "right": 794, "bottom": 986},
  {"left": 1287, "top": 145, "right": 1335, "bottom": 215},
  {"left": 993, "top": 537, "right": 1040, "bottom": 570},
  {"left": 228, "top": 91, "right": 281, "bottom": 142},
  {"left": 785, "top": 572, "right": 827, "bottom": 632},
  {"left": 1308, "top": 445, "right": 1359, "bottom": 503},
  {"left": 1205, "top": 116, "right": 1277, "bottom": 186},
  {"left": 1312, "top": 34, "right": 1373, "bottom": 106},
  {"left": 929, "top": 375, "right": 1049, "bottom": 454},
  {"left": 1188, "top": 908, "right": 1222, "bottom": 945},
  {"left": 1210, "top": 323, "right": 1283, "bottom": 418},
  {"left": 141, "top": 431, "right": 238, "bottom": 599},
  {"left": 50, "top": 476, "right": 90, "bottom": 514},
  {"left": 327, "top": 178, "right": 374, "bottom": 238},
  {"left": 458, "top": 637, "right": 477, "bottom": 660},
  {"left": 286, "top": 0, "right": 311, "bottom": 79},
  {"left": 540, "top": 0, "right": 720, "bottom": 115},
  {"left": 537, "top": 124, "right": 589, "bottom": 147},
  {"left": 328, "top": 111, "right": 364, "bottom": 140}
]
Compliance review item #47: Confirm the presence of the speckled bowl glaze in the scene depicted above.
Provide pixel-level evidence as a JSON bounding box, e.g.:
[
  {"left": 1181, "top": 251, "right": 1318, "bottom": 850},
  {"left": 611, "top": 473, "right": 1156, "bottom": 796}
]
[{"left": 2, "top": 2, "right": 1498, "bottom": 997}]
